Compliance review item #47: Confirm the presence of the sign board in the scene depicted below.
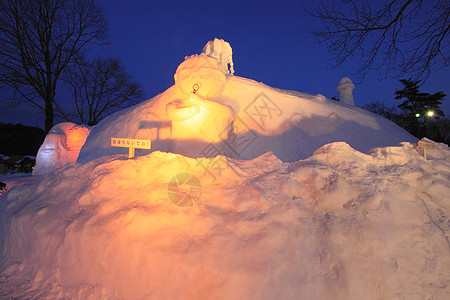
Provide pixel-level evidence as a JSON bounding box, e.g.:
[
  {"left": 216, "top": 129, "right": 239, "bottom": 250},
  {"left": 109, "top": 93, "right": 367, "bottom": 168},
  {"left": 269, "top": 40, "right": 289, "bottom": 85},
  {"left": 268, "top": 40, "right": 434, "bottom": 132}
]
[
  {"left": 111, "top": 138, "right": 151, "bottom": 158},
  {"left": 416, "top": 140, "right": 435, "bottom": 160},
  {"left": 417, "top": 141, "right": 436, "bottom": 150}
]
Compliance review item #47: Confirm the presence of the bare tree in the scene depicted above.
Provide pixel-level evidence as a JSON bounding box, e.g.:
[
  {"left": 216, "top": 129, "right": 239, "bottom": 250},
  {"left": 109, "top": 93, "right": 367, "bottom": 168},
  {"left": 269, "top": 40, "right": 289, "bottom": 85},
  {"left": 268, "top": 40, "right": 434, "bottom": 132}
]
[
  {"left": 364, "top": 101, "right": 400, "bottom": 120},
  {"left": 63, "top": 57, "right": 145, "bottom": 126},
  {"left": 308, "top": 0, "right": 449, "bottom": 80},
  {"left": 0, "top": 0, "right": 107, "bottom": 132}
]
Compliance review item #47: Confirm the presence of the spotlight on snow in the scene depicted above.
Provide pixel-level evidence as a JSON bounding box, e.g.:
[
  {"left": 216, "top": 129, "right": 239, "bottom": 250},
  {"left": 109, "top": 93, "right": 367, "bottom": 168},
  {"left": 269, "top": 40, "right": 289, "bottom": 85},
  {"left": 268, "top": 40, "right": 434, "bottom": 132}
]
[
  {"left": 166, "top": 94, "right": 234, "bottom": 145},
  {"left": 166, "top": 52, "right": 236, "bottom": 157}
]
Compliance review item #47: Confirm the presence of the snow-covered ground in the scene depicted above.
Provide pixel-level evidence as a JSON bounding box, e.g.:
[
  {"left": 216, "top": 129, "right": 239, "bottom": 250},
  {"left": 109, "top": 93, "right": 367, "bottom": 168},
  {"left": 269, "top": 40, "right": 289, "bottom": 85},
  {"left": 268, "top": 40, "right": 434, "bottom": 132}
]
[
  {"left": 0, "top": 173, "right": 38, "bottom": 195},
  {"left": 0, "top": 140, "right": 449, "bottom": 299},
  {"left": 0, "top": 40, "right": 448, "bottom": 298}
]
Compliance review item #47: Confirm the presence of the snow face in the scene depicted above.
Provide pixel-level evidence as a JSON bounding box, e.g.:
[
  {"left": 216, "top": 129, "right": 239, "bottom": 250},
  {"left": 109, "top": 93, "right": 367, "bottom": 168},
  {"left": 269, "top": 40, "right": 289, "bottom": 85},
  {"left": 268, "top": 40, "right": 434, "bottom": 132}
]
[
  {"left": 1, "top": 140, "right": 449, "bottom": 298},
  {"left": 174, "top": 53, "right": 227, "bottom": 99},
  {"left": 33, "top": 123, "right": 91, "bottom": 175}
]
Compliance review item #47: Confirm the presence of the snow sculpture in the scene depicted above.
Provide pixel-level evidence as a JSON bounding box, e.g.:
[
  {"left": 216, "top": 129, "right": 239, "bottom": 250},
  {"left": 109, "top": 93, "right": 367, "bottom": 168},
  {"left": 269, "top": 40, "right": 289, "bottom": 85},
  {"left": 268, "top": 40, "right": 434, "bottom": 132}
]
[
  {"left": 77, "top": 40, "right": 417, "bottom": 164},
  {"left": 166, "top": 96, "right": 235, "bottom": 156},
  {"left": 169, "top": 54, "right": 236, "bottom": 157},
  {"left": 202, "top": 38, "right": 234, "bottom": 75},
  {"left": 33, "top": 123, "right": 91, "bottom": 175},
  {"left": 336, "top": 77, "right": 355, "bottom": 106},
  {"left": 174, "top": 54, "right": 227, "bottom": 99}
]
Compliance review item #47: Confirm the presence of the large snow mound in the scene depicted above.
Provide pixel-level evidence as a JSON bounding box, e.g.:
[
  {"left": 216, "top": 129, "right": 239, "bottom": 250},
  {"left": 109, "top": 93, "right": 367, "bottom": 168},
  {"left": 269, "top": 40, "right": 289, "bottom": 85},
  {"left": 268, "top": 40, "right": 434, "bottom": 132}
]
[
  {"left": 77, "top": 74, "right": 417, "bottom": 164},
  {"left": 1, "top": 140, "right": 449, "bottom": 299}
]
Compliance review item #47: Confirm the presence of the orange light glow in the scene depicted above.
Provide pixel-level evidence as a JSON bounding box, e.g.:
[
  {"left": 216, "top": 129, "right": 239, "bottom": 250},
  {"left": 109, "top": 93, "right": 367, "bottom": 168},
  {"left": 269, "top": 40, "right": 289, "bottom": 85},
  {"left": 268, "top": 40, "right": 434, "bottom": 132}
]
[
  {"left": 166, "top": 94, "right": 234, "bottom": 143},
  {"left": 66, "top": 126, "right": 90, "bottom": 151},
  {"left": 165, "top": 98, "right": 202, "bottom": 122}
]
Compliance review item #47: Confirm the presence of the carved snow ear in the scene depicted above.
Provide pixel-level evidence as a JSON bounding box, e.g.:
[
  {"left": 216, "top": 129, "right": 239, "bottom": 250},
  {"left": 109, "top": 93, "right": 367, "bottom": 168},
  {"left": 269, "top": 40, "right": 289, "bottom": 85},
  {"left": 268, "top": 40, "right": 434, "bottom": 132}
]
[{"left": 174, "top": 54, "right": 226, "bottom": 100}]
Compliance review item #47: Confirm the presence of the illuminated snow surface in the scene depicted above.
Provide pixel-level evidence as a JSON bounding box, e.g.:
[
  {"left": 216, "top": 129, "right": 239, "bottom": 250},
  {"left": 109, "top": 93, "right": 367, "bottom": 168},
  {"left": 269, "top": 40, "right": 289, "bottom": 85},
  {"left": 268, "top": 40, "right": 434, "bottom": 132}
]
[
  {"left": 1, "top": 140, "right": 449, "bottom": 299},
  {"left": 1, "top": 40, "right": 449, "bottom": 298},
  {"left": 76, "top": 52, "right": 417, "bottom": 164}
]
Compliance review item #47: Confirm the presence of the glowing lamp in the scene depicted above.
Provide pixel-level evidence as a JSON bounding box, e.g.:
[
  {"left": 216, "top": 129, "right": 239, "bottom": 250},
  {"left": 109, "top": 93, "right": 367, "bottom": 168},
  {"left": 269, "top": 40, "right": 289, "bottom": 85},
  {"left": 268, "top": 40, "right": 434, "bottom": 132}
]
[{"left": 192, "top": 83, "right": 199, "bottom": 94}]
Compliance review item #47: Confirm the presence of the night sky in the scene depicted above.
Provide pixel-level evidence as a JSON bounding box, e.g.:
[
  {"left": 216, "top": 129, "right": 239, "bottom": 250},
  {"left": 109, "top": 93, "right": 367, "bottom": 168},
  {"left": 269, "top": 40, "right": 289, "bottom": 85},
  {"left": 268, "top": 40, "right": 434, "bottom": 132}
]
[{"left": 2, "top": 0, "right": 449, "bottom": 128}]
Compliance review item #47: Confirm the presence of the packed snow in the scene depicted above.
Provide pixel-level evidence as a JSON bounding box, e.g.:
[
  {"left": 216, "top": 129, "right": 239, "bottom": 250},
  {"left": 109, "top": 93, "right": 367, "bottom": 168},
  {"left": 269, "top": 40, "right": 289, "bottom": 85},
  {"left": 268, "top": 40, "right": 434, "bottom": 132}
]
[
  {"left": 1, "top": 139, "right": 449, "bottom": 298},
  {"left": 0, "top": 39, "right": 448, "bottom": 299}
]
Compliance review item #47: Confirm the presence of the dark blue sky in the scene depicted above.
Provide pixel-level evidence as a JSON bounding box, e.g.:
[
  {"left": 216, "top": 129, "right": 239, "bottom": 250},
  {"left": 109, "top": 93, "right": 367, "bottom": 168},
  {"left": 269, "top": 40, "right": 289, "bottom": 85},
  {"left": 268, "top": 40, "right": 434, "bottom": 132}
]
[{"left": 2, "top": 0, "right": 449, "bottom": 128}]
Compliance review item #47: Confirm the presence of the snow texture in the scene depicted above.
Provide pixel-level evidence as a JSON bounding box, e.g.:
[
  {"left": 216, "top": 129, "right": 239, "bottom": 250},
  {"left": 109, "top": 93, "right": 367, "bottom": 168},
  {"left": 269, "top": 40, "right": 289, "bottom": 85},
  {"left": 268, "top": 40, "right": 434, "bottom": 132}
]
[
  {"left": 33, "top": 123, "right": 91, "bottom": 175},
  {"left": 202, "top": 38, "right": 234, "bottom": 75},
  {"left": 0, "top": 140, "right": 449, "bottom": 299}
]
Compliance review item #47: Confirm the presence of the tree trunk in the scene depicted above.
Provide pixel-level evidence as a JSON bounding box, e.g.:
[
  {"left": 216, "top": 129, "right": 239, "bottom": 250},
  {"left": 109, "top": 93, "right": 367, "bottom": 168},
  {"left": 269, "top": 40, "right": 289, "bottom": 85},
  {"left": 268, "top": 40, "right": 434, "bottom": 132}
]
[{"left": 44, "top": 98, "right": 54, "bottom": 134}]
